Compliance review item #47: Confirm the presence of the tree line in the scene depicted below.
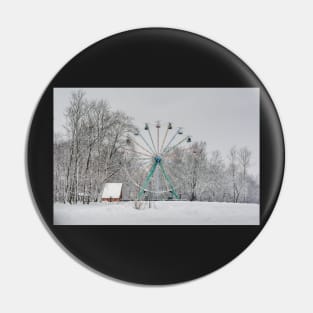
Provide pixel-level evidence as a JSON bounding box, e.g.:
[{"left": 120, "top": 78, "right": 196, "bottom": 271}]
[{"left": 54, "top": 90, "right": 259, "bottom": 204}]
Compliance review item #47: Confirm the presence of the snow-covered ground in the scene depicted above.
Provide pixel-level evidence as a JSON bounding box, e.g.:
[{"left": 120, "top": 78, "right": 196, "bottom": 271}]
[{"left": 54, "top": 201, "right": 259, "bottom": 225}]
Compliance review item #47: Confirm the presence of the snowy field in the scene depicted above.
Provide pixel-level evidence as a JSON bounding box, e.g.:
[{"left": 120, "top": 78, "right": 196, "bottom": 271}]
[{"left": 54, "top": 201, "right": 259, "bottom": 225}]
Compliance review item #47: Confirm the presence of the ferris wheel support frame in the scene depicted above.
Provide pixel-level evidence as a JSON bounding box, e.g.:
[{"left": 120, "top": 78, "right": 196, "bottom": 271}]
[{"left": 137, "top": 156, "right": 179, "bottom": 200}]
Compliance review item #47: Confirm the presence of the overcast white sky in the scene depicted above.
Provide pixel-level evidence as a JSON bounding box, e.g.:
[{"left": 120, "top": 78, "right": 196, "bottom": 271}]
[{"left": 54, "top": 88, "right": 259, "bottom": 175}]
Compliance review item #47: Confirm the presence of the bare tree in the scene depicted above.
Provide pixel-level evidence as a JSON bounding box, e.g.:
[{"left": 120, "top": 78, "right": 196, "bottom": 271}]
[
  {"left": 55, "top": 91, "right": 135, "bottom": 204},
  {"left": 64, "top": 90, "right": 87, "bottom": 203},
  {"left": 238, "top": 147, "right": 251, "bottom": 202},
  {"left": 228, "top": 146, "right": 241, "bottom": 202},
  {"left": 182, "top": 142, "right": 208, "bottom": 201},
  {"left": 206, "top": 150, "right": 227, "bottom": 201}
]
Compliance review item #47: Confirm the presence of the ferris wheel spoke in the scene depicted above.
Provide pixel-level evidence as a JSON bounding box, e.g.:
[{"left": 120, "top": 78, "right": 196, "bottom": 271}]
[
  {"left": 163, "top": 136, "right": 188, "bottom": 155},
  {"left": 155, "top": 120, "right": 161, "bottom": 154},
  {"left": 138, "top": 132, "right": 155, "bottom": 154},
  {"left": 129, "top": 137, "right": 154, "bottom": 156},
  {"left": 160, "top": 165, "right": 170, "bottom": 192},
  {"left": 161, "top": 160, "right": 176, "bottom": 179},
  {"left": 123, "top": 148, "right": 152, "bottom": 158},
  {"left": 162, "top": 160, "right": 185, "bottom": 194},
  {"left": 147, "top": 126, "right": 157, "bottom": 154},
  {"left": 141, "top": 160, "right": 153, "bottom": 169},
  {"left": 160, "top": 123, "right": 171, "bottom": 152},
  {"left": 126, "top": 161, "right": 151, "bottom": 171},
  {"left": 162, "top": 148, "right": 178, "bottom": 159},
  {"left": 133, "top": 156, "right": 152, "bottom": 160},
  {"left": 157, "top": 126, "right": 160, "bottom": 153},
  {"left": 128, "top": 153, "right": 152, "bottom": 163},
  {"left": 161, "top": 127, "right": 182, "bottom": 153},
  {"left": 159, "top": 162, "right": 179, "bottom": 199},
  {"left": 163, "top": 159, "right": 183, "bottom": 183}
]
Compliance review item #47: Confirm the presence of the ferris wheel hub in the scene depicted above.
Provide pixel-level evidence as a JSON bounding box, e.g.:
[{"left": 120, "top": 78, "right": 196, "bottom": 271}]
[{"left": 154, "top": 155, "right": 162, "bottom": 163}]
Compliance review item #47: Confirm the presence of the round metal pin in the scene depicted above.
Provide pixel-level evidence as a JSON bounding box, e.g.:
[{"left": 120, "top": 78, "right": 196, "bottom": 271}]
[{"left": 27, "top": 28, "right": 284, "bottom": 284}]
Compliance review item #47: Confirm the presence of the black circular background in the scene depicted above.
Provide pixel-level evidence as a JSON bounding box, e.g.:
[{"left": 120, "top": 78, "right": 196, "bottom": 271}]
[{"left": 27, "top": 28, "right": 284, "bottom": 285}]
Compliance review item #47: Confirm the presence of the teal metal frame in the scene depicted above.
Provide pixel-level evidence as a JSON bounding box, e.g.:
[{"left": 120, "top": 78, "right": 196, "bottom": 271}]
[{"left": 137, "top": 156, "right": 179, "bottom": 200}]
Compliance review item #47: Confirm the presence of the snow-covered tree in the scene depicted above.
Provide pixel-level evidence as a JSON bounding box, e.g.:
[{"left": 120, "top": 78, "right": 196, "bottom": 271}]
[
  {"left": 54, "top": 90, "right": 134, "bottom": 204},
  {"left": 205, "top": 150, "right": 227, "bottom": 201},
  {"left": 179, "top": 142, "right": 208, "bottom": 201},
  {"left": 238, "top": 147, "right": 252, "bottom": 202}
]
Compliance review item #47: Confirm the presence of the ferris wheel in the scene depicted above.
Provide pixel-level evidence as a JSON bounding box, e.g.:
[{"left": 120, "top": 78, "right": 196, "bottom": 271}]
[{"left": 124, "top": 121, "right": 191, "bottom": 200}]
